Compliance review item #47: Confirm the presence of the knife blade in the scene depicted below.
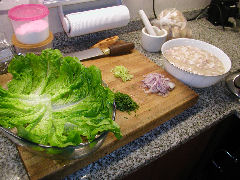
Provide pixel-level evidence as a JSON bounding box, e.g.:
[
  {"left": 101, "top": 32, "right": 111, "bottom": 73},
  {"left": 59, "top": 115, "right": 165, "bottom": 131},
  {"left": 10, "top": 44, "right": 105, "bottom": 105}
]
[{"left": 66, "top": 42, "right": 135, "bottom": 61}]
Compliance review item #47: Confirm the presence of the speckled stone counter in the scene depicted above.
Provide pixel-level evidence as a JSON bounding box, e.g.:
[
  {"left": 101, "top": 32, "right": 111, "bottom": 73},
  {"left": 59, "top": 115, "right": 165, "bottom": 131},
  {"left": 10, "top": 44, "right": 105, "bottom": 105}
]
[{"left": 1, "top": 18, "right": 240, "bottom": 180}]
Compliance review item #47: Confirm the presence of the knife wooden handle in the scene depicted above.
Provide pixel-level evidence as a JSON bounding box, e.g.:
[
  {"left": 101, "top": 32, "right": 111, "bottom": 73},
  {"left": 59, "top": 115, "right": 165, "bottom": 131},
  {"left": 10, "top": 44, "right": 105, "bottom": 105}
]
[{"left": 108, "top": 42, "right": 135, "bottom": 55}]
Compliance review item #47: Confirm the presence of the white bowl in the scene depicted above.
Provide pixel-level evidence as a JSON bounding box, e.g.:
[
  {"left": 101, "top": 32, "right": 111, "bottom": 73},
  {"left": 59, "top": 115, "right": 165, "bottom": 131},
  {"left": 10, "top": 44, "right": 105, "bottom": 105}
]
[
  {"left": 141, "top": 26, "right": 167, "bottom": 52},
  {"left": 161, "top": 38, "right": 232, "bottom": 88}
]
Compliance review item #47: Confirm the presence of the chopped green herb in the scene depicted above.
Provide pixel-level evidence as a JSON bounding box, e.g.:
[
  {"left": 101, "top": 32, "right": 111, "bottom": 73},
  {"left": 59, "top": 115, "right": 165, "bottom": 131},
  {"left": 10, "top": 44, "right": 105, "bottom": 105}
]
[
  {"left": 111, "top": 65, "right": 133, "bottom": 82},
  {"left": 114, "top": 92, "right": 139, "bottom": 113}
]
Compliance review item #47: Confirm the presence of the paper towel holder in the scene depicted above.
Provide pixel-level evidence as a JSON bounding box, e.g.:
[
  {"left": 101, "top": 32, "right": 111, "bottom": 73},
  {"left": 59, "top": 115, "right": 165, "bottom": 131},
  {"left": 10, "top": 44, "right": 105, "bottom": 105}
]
[{"left": 58, "top": 0, "right": 124, "bottom": 36}]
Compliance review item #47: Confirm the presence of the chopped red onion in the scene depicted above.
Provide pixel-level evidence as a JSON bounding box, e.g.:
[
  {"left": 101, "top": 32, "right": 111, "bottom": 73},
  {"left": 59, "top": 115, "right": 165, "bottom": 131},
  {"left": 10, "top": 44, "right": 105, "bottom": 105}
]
[{"left": 142, "top": 73, "right": 175, "bottom": 96}]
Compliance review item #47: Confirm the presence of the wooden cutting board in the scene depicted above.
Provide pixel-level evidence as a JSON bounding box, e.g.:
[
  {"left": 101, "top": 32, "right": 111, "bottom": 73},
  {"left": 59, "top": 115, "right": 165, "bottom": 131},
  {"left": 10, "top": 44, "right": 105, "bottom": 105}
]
[{"left": 5, "top": 49, "right": 198, "bottom": 180}]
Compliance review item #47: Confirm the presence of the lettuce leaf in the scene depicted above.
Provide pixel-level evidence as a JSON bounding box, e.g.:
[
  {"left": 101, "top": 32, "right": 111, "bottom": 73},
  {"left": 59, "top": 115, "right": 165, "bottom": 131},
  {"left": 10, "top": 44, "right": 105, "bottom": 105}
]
[{"left": 0, "top": 49, "right": 122, "bottom": 147}]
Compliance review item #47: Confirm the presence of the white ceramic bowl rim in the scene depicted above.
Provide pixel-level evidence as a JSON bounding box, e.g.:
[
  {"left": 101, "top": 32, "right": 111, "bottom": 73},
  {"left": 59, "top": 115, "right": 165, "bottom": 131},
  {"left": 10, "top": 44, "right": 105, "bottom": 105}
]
[
  {"left": 161, "top": 38, "right": 231, "bottom": 77},
  {"left": 142, "top": 26, "right": 168, "bottom": 38}
]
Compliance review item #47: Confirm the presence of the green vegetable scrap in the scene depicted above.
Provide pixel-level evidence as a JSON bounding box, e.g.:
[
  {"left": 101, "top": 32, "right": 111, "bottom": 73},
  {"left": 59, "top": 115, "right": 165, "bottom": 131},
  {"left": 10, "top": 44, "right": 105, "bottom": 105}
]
[
  {"left": 111, "top": 65, "right": 133, "bottom": 82},
  {"left": 114, "top": 92, "right": 139, "bottom": 113},
  {"left": 0, "top": 49, "right": 122, "bottom": 147}
]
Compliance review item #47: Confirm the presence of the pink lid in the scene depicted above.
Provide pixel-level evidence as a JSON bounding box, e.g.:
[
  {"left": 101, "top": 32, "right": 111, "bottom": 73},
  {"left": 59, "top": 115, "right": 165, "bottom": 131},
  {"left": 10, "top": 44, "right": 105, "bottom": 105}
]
[{"left": 8, "top": 4, "right": 49, "bottom": 21}]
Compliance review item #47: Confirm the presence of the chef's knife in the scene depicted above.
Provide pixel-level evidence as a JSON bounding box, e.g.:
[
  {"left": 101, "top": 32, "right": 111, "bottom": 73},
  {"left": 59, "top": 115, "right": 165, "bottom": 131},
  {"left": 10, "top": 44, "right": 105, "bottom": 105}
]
[{"left": 66, "top": 42, "right": 135, "bottom": 61}]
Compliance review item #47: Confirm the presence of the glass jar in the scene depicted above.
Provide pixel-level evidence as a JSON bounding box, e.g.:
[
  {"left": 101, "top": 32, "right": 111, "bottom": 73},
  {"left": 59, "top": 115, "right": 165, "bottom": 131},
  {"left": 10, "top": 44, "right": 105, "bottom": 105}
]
[{"left": 0, "top": 32, "right": 14, "bottom": 74}]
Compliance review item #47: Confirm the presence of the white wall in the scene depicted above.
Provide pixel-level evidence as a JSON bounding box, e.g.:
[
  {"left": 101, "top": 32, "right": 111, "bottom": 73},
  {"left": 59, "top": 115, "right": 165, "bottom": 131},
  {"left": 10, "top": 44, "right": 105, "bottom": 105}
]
[
  {"left": 123, "top": 0, "right": 210, "bottom": 19},
  {"left": 0, "top": 0, "right": 211, "bottom": 41}
]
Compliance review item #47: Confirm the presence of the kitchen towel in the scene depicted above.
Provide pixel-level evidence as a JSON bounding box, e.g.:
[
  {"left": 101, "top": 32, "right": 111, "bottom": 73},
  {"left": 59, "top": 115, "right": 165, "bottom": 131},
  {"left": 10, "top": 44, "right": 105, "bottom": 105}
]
[{"left": 64, "top": 5, "right": 130, "bottom": 37}]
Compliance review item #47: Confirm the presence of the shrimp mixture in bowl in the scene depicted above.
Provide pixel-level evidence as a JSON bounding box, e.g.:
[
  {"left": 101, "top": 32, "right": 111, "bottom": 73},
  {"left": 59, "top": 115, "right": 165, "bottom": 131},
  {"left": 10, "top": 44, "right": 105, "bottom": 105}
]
[{"left": 163, "top": 46, "right": 225, "bottom": 76}]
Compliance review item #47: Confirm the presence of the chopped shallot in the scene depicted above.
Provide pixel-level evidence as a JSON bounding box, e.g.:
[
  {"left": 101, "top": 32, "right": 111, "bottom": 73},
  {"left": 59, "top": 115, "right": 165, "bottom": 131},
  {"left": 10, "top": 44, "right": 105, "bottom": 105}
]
[{"left": 142, "top": 73, "right": 175, "bottom": 96}]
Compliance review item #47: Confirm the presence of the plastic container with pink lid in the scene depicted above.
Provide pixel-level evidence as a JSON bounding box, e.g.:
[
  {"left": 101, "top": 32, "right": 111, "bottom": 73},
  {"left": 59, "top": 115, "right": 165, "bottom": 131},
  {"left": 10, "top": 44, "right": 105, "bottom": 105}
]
[{"left": 8, "top": 4, "right": 50, "bottom": 44}]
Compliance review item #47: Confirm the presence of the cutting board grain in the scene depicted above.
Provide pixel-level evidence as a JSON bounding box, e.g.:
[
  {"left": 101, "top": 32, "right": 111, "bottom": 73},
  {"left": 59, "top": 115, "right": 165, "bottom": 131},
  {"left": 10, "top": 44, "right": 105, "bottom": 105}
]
[{"left": 5, "top": 49, "right": 198, "bottom": 180}]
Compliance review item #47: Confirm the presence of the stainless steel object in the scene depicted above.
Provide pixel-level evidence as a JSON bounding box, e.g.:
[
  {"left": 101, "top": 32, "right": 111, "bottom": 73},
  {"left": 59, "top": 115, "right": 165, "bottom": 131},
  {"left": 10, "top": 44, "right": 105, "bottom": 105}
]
[{"left": 225, "top": 70, "right": 240, "bottom": 98}]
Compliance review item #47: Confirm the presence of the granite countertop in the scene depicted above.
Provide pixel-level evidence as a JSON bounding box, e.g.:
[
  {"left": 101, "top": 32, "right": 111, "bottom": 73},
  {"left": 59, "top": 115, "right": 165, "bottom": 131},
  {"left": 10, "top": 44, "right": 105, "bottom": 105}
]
[{"left": 1, "top": 18, "right": 240, "bottom": 180}]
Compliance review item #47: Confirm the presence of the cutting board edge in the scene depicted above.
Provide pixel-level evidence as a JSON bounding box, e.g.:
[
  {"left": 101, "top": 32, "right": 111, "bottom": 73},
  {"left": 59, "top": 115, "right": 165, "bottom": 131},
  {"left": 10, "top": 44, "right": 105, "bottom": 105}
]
[{"left": 11, "top": 48, "right": 200, "bottom": 180}]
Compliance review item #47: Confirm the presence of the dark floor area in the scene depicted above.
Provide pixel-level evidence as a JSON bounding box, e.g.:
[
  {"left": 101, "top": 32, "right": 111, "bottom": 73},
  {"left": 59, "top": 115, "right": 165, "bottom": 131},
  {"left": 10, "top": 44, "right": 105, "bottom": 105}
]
[{"left": 123, "top": 114, "right": 240, "bottom": 180}]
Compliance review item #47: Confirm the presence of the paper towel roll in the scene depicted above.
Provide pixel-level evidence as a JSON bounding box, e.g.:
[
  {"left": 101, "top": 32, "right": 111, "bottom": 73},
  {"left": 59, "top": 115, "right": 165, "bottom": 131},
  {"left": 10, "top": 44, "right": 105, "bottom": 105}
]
[{"left": 65, "top": 5, "right": 130, "bottom": 37}]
